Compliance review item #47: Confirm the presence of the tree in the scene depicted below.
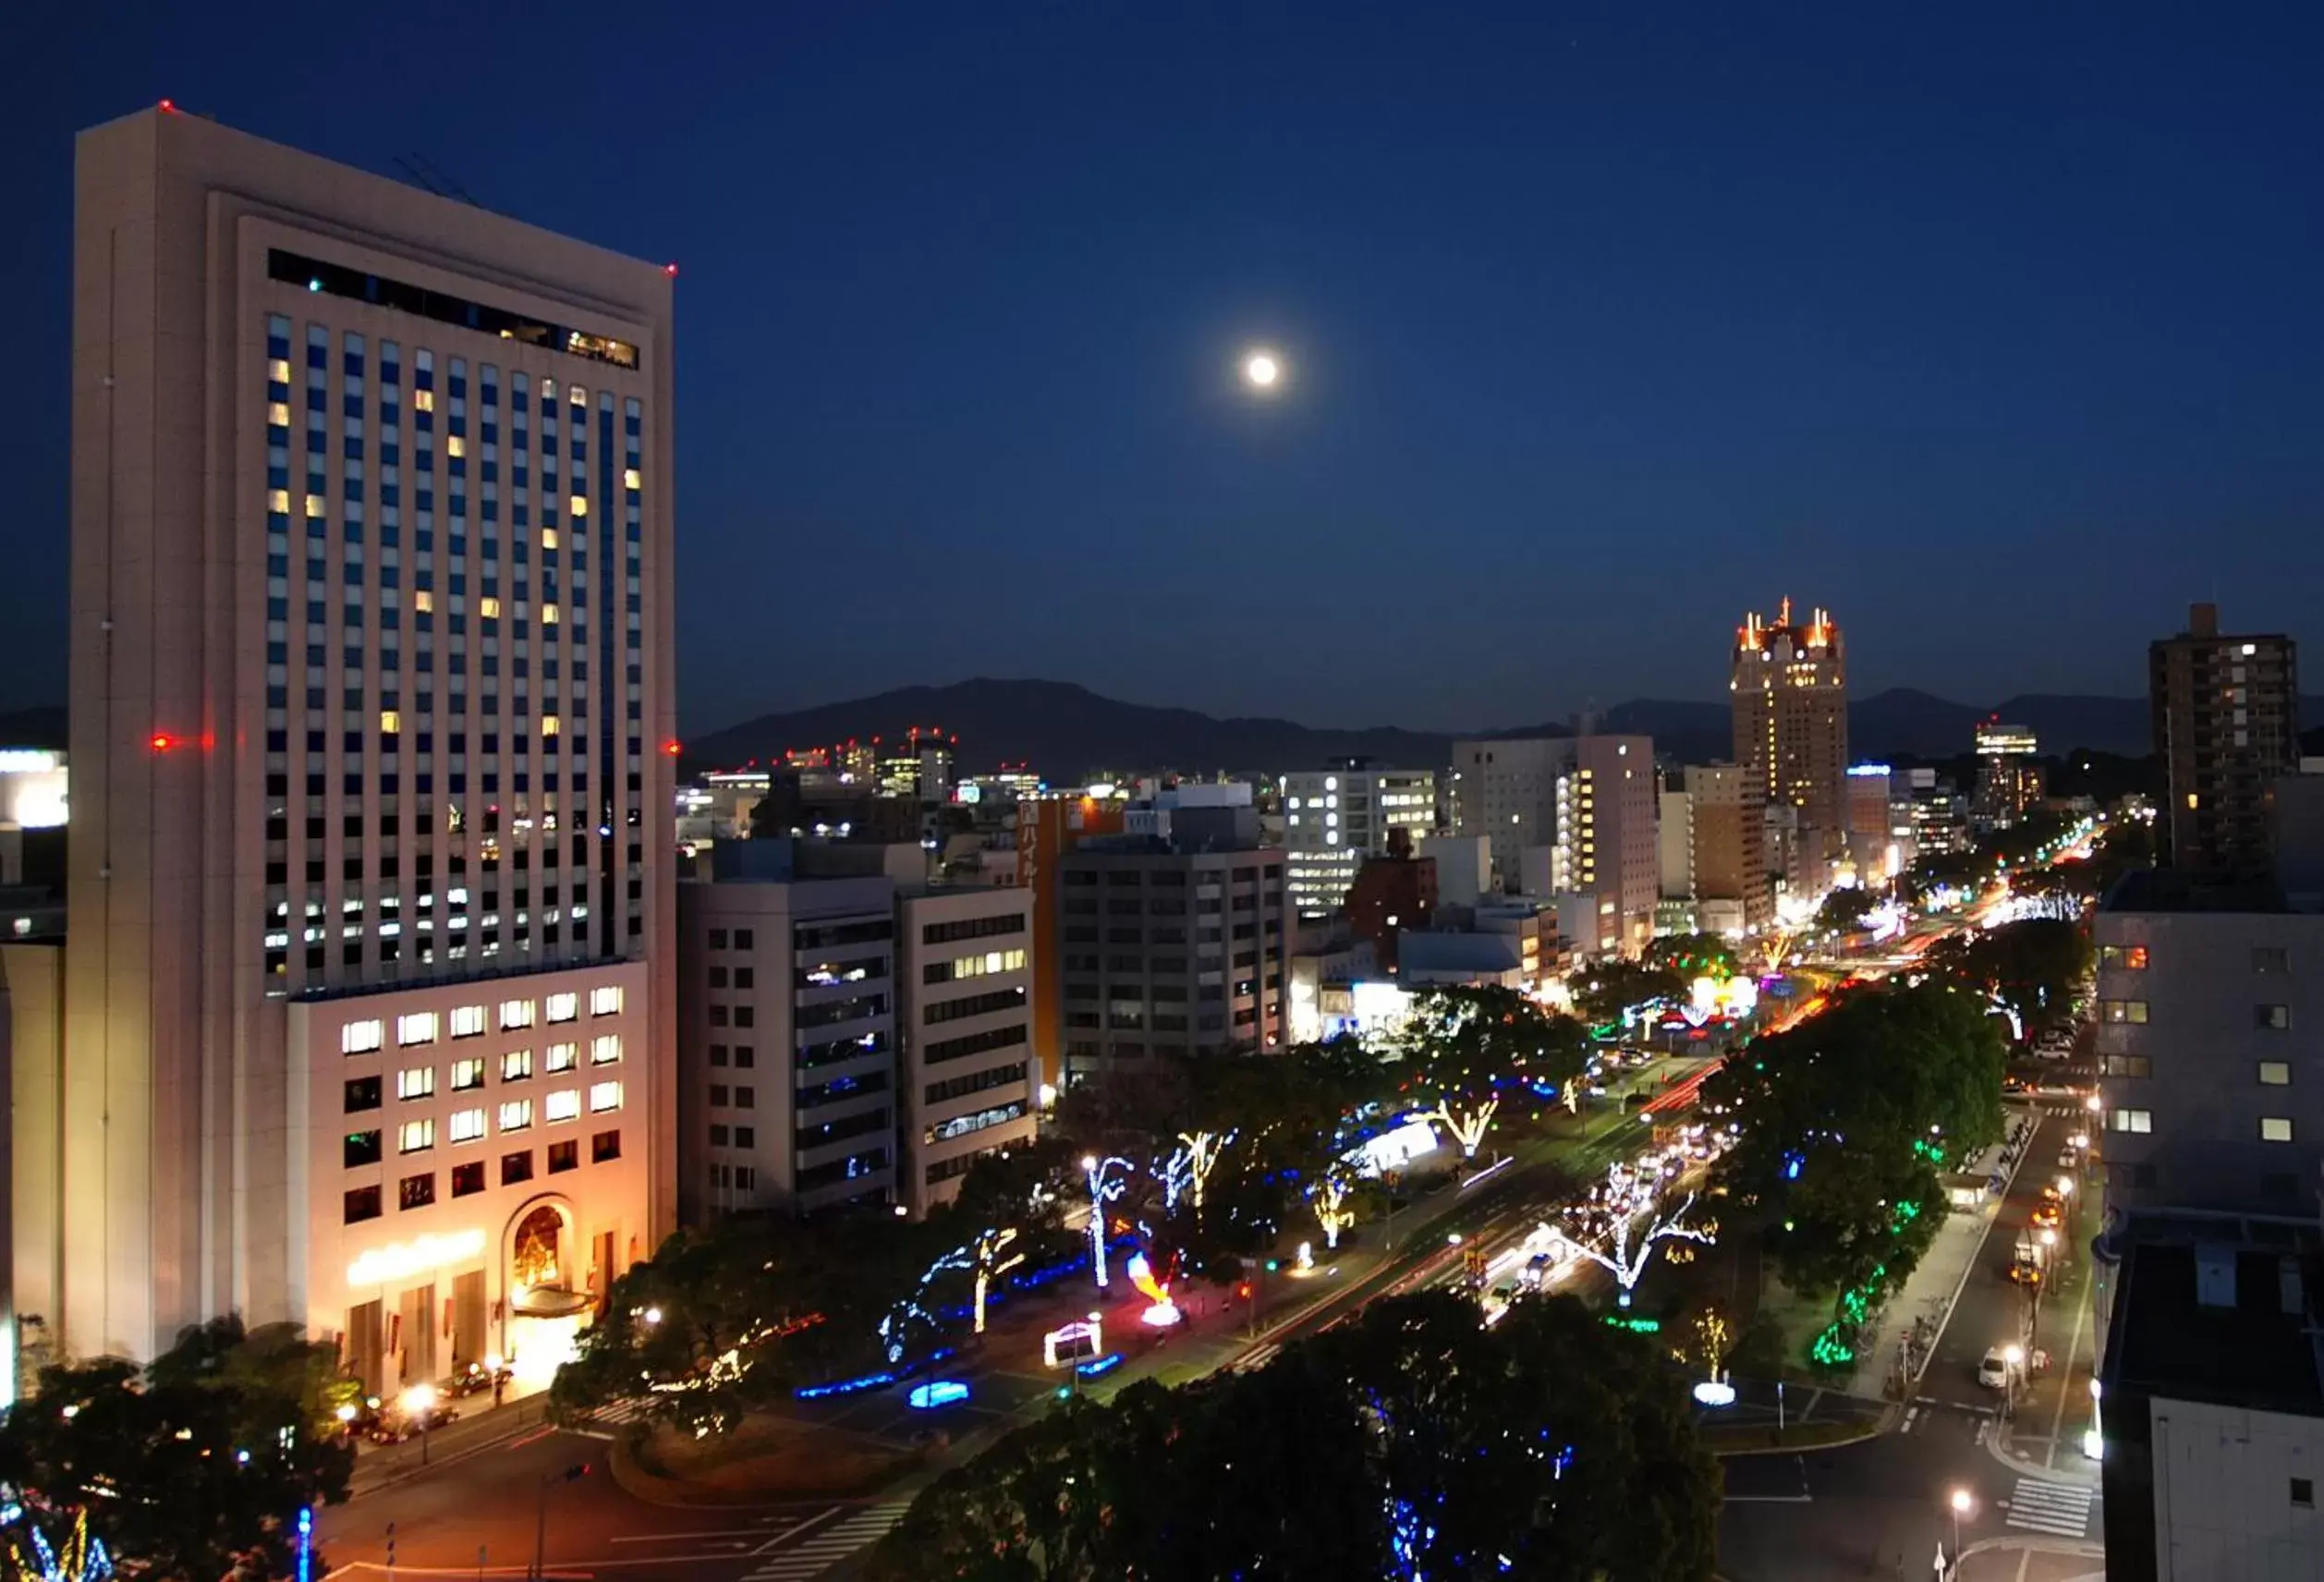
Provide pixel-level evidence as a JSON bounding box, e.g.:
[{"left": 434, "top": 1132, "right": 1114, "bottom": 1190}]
[
  {"left": 1551, "top": 1160, "right": 1718, "bottom": 1306},
  {"left": 550, "top": 1215, "right": 918, "bottom": 1432},
  {"left": 1924, "top": 917, "right": 2093, "bottom": 1035},
  {"left": 1814, "top": 885, "right": 1879, "bottom": 935},
  {"left": 865, "top": 1292, "right": 1717, "bottom": 1582},
  {"left": 1393, "top": 988, "right": 1590, "bottom": 1159},
  {"left": 1642, "top": 932, "right": 1740, "bottom": 980},
  {"left": 1568, "top": 960, "right": 1688, "bottom": 1029},
  {"left": 0, "top": 1318, "right": 354, "bottom": 1582},
  {"left": 1708, "top": 980, "right": 2004, "bottom": 1339}
]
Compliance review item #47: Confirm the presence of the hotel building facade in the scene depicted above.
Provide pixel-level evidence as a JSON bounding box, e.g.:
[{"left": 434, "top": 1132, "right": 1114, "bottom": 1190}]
[{"left": 48, "top": 105, "right": 677, "bottom": 1382}]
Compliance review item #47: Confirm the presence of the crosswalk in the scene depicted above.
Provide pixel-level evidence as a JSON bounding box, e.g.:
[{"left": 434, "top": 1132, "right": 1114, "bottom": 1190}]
[
  {"left": 2006, "top": 1476, "right": 2095, "bottom": 1538},
  {"left": 743, "top": 1501, "right": 913, "bottom": 1581},
  {"left": 1231, "top": 1343, "right": 1282, "bottom": 1374},
  {"left": 566, "top": 1396, "right": 653, "bottom": 1438}
]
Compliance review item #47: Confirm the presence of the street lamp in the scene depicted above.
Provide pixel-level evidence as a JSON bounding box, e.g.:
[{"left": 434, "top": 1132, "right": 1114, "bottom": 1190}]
[
  {"left": 2085, "top": 1376, "right": 2105, "bottom": 1460},
  {"left": 1949, "top": 1487, "right": 1974, "bottom": 1560},
  {"left": 400, "top": 1382, "right": 438, "bottom": 1465}
]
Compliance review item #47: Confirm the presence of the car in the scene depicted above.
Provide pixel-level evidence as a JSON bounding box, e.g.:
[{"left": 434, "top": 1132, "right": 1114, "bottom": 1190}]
[
  {"left": 2031, "top": 1201, "right": 2062, "bottom": 1229},
  {"left": 2008, "top": 1260, "right": 2045, "bottom": 1288},
  {"left": 2058, "top": 1148, "right": 2081, "bottom": 1170},
  {"left": 1977, "top": 1348, "right": 2013, "bottom": 1390}
]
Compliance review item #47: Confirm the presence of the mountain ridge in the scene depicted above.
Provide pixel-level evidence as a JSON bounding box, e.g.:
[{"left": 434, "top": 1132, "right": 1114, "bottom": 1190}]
[{"left": 686, "top": 677, "right": 2314, "bottom": 780}]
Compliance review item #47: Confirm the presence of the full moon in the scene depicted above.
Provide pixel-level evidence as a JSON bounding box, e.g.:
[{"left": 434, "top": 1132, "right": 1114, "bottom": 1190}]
[{"left": 1242, "top": 349, "right": 1282, "bottom": 389}]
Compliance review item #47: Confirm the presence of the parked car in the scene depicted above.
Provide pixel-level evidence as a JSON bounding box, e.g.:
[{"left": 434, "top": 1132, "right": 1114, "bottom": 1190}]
[
  {"left": 2057, "top": 1148, "right": 2081, "bottom": 1170},
  {"left": 1977, "top": 1348, "right": 2013, "bottom": 1390}
]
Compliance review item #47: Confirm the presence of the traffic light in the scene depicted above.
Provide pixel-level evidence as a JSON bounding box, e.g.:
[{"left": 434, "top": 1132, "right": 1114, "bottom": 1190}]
[{"left": 1235, "top": 1281, "right": 1253, "bottom": 1301}]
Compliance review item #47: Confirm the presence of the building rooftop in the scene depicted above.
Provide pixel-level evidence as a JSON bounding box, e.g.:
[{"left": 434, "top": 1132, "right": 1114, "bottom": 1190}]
[{"left": 2102, "top": 1235, "right": 2324, "bottom": 1418}]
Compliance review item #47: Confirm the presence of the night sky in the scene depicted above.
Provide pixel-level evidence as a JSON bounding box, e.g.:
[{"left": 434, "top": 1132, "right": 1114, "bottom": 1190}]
[{"left": 8, "top": 3, "right": 2323, "bottom": 733}]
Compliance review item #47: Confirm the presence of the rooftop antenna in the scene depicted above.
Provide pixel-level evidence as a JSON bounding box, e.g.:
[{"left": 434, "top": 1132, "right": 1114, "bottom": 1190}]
[{"left": 394, "top": 153, "right": 483, "bottom": 209}]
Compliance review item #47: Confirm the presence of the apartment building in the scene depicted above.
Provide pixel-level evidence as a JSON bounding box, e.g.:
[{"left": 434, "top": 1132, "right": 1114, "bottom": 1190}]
[{"left": 896, "top": 886, "right": 1037, "bottom": 1215}]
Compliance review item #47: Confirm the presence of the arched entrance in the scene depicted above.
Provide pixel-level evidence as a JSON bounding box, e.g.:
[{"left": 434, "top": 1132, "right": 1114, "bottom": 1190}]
[{"left": 499, "top": 1195, "right": 590, "bottom": 1391}]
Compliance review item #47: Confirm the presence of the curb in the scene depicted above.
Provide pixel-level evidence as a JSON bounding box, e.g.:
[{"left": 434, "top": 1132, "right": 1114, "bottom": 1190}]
[
  {"left": 346, "top": 1406, "right": 551, "bottom": 1501},
  {"left": 1708, "top": 1401, "right": 1899, "bottom": 1458}
]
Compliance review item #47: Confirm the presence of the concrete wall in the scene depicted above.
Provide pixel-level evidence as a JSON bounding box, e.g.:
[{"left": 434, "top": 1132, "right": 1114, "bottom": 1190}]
[{"left": 2150, "top": 1396, "right": 2324, "bottom": 1579}]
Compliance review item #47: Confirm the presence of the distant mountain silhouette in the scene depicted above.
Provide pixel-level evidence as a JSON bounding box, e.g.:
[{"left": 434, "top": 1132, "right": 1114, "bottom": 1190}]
[
  {"left": 692, "top": 679, "right": 2324, "bottom": 781},
  {"left": 685, "top": 679, "right": 1454, "bottom": 782}
]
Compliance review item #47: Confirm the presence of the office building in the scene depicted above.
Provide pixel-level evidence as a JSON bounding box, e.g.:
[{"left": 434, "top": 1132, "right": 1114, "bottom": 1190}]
[
  {"left": 1682, "top": 764, "right": 1770, "bottom": 932},
  {"left": 1730, "top": 599, "right": 1848, "bottom": 847},
  {"left": 1344, "top": 851, "right": 1435, "bottom": 973},
  {"left": 677, "top": 843, "right": 904, "bottom": 1219},
  {"left": 1279, "top": 761, "right": 1436, "bottom": 918},
  {"left": 49, "top": 107, "right": 675, "bottom": 1370},
  {"left": 1658, "top": 787, "right": 1695, "bottom": 902},
  {"left": 1054, "top": 832, "right": 1289, "bottom": 1083},
  {"left": 2151, "top": 603, "right": 2300, "bottom": 878},
  {"left": 1973, "top": 721, "right": 2046, "bottom": 830},
  {"left": 1016, "top": 795, "right": 1126, "bottom": 1094},
  {"left": 1418, "top": 834, "right": 1491, "bottom": 910},
  {"left": 2094, "top": 870, "right": 2324, "bottom": 1220},
  {"left": 895, "top": 885, "right": 1036, "bottom": 1216},
  {"left": 1449, "top": 735, "right": 1656, "bottom": 953}
]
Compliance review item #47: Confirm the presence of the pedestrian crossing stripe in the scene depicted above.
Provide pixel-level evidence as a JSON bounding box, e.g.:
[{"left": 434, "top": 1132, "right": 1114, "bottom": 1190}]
[
  {"left": 2007, "top": 1477, "right": 2095, "bottom": 1538},
  {"left": 590, "top": 1397, "right": 653, "bottom": 1425},
  {"left": 1232, "top": 1343, "right": 1281, "bottom": 1374},
  {"left": 742, "top": 1502, "right": 913, "bottom": 1581}
]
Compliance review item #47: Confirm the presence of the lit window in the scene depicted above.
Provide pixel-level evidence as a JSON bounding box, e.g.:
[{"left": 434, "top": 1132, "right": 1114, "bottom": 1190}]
[
  {"left": 480, "top": 597, "right": 501, "bottom": 619},
  {"left": 414, "top": 590, "right": 433, "bottom": 614},
  {"left": 2258, "top": 1004, "right": 2294, "bottom": 1031},
  {"left": 451, "top": 1057, "right": 485, "bottom": 1090},
  {"left": 268, "top": 488, "right": 291, "bottom": 513},
  {"left": 589, "top": 1080, "right": 623, "bottom": 1114},
  {"left": 2260, "top": 1061, "right": 2292, "bottom": 1087},
  {"left": 502, "top": 1049, "right": 532, "bottom": 1082},
  {"left": 545, "top": 992, "right": 578, "bottom": 1023},
  {"left": 568, "top": 494, "right": 589, "bottom": 517},
  {"left": 268, "top": 400, "right": 291, "bottom": 426},
  {"left": 590, "top": 1034, "right": 621, "bottom": 1065},
  {"left": 590, "top": 985, "right": 624, "bottom": 1016},
  {"left": 446, "top": 435, "right": 466, "bottom": 458},
  {"left": 2099, "top": 944, "right": 2148, "bottom": 971},
  {"left": 396, "top": 1011, "right": 437, "bottom": 1046},
  {"left": 2108, "top": 1108, "right": 2153, "bottom": 1135},
  {"left": 397, "top": 1066, "right": 435, "bottom": 1101},
  {"left": 2100, "top": 1000, "right": 2149, "bottom": 1025},
  {"left": 498, "top": 1098, "right": 533, "bottom": 1132},
  {"left": 569, "top": 384, "right": 586, "bottom": 407},
  {"left": 448, "top": 1109, "right": 486, "bottom": 1144},
  {"left": 398, "top": 1118, "right": 435, "bottom": 1153},
  {"left": 2263, "top": 1116, "right": 2295, "bottom": 1144},
  {"left": 306, "top": 493, "right": 327, "bottom": 518},
  {"left": 541, "top": 528, "right": 559, "bottom": 550},
  {"left": 342, "top": 1019, "right": 384, "bottom": 1055},
  {"left": 545, "top": 1041, "right": 578, "bottom": 1073},
  {"left": 269, "top": 358, "right": 292, "bottom": 383},
  {"left": 501, "top": 999, "right": 536, "bottom": 1031},
  {"left": 413, "top": 389, "right": 434, "bottom": 412},
  {"left": 624, "top": 468, "right": 641, "bottom": 490},
  {"left": 546, "top": 1089, "right": 581, "bottom": 1125},
  {"left": 450, "top": 1004, "right": 487, "bottom": 1038},
  {"left": 380, "top": 711, "right": 401, "bottom": 735},
  {"left": 541, "top": 716, "right": 561, "bottom": 737},
  {"left": 541, "top": 604, "right": 559, "bottom": 626}
]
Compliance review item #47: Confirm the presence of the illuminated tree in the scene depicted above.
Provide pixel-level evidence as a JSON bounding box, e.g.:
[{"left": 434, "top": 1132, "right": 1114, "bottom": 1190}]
[
  {"left": 1393, "top": 987, "right": 1588, "bottom": 1161},
  {"left": 1311, "top": 1168, "right": 1357, "bottom": 1251},
  {"left": 1551, "top": 1161, "right": 1716, "bottom": 1306},
  {"left": 1081, "top": 1155, "right": 1134, "bottom": 1289},
  {"left": 969, "top": 1227, "right": 1023, "bottom": 1336}
]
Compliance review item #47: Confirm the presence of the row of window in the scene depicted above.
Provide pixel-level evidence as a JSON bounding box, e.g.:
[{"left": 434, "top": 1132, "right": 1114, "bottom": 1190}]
[
  {"left": 344, "top": 1129, "right": 620, "bottom": 1221},
  {"left": 342, "top": 988, "right": 621, "bottom": 1053},
  {"left": 345, "top": 1083, "right": 624, "bottom": 1160},
  {"left": 2105, "top": 1054, "right": 2294, "bottom": 1086},
  {"left": 925, "top": 1061, "right": 1026, "bottom": 1106},
  {"left": 921, "top": 912, "right": 1025, "bottom": 947},
  {"left": 925, "top": 1101, "right": 1027, "bottom": 1146},
  {"left": 2099, "top": 943, "right": 2292, "bottom": 974},
  {"left": 922, "top": 948, "right": 1026, "bottom": 986},
  {"left": 347, "top": 1039, "right": 620, "bottom": 1106},
  {"left": 2107, "top": 1107, "right": 2298, "bottom": 1143},
  {"left": 2099, "top": 999, "right": 2294, "bottom": 1029}
]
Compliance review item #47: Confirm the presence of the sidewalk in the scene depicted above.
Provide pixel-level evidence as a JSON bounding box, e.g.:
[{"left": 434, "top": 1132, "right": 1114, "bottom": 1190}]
[{"left": 1845, "top": 1121, "right": 2032, "bottom": 1400}]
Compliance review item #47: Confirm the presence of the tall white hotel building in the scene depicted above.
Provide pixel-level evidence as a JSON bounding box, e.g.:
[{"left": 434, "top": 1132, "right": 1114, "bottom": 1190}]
[{"left": 44, "top": 105, "right": 676, "bottom": 1385}]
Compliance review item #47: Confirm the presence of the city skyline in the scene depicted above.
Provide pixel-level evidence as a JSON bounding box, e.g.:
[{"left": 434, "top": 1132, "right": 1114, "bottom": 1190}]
[{"left": 9, "top": 3, "right": 2324, "bottom": 733}]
